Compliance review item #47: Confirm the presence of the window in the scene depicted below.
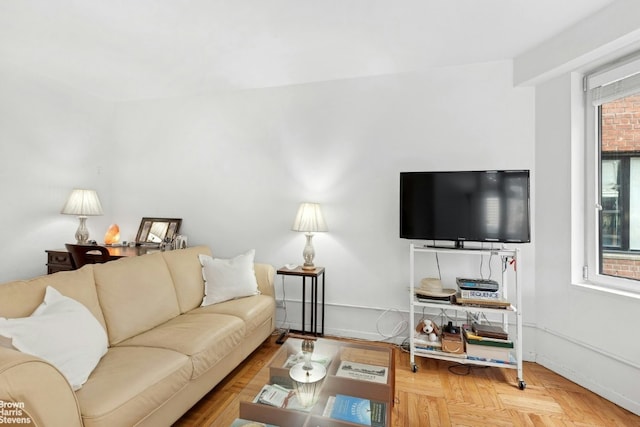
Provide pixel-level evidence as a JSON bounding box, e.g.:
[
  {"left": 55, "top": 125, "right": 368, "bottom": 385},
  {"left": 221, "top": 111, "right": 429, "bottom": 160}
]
[
  {"left": 585, "top": 56, "right": 640, "bottom": 291},
  {"left": 600, "top": 152, "right": 640, "bottom": 252}
]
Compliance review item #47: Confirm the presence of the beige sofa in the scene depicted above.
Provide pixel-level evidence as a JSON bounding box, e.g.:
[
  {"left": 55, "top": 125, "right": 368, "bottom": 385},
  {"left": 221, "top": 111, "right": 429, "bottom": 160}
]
[{"left": 0, "top": 246, "right": 276, "bottom": 427}]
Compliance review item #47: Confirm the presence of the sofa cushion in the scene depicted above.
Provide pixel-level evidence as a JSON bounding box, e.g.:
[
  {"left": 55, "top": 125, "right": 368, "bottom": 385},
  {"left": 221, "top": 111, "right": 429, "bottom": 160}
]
[
  {"left": 117, "top": 313, "right": 245, "bottom": 379},
  {"left": 162, "top": 246, "right": 213, "bottom": 313},
  {"left": 0, "top": 266, "right": 106, "bottom": 331},
  {"left": 190, "top": 294, "right": 275, "bottom": 333},
  {"left": 76, "top": 346, "right": 191, "bottom": 427},
  {"left": 0, "top": 286, "right": 108, "bottom": 391},
  {"left": 200, "top": 250, "right": 260, "bottom": 306},
  {"left": 93, "top": 252, "right": 181, "bottom": 345}
]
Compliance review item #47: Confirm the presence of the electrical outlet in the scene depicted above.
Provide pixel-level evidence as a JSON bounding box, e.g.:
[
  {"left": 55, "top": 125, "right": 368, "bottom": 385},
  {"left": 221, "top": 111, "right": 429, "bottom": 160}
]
[{"left": 275, "top": 300, "right": 285, "bottom": 308}]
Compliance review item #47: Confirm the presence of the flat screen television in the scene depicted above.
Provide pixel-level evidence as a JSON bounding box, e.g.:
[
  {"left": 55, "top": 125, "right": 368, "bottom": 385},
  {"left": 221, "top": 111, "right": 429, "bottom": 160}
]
[{"left": 400, "top": 170, "right": 530, "bottom": 245}]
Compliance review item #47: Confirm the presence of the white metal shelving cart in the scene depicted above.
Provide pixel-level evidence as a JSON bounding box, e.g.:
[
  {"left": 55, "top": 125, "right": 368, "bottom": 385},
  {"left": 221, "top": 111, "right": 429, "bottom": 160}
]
[{"left": 408, "top": 243, "right": 526, "bottom": 390}]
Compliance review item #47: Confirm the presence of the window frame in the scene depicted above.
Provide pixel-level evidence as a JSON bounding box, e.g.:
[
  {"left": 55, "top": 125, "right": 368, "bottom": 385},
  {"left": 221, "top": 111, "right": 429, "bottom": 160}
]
[
  {"left": 599, "top": 152, "right": 640, "bottom": 254},
  {"left": 583, "top": 55, "right": 640, "bottom": 295}
]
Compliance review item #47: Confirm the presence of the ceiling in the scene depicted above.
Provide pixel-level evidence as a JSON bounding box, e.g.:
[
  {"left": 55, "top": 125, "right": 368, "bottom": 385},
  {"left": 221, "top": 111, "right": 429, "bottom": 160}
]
[{"left": 0, "top": 0, "right": 615, "bottom": 101}]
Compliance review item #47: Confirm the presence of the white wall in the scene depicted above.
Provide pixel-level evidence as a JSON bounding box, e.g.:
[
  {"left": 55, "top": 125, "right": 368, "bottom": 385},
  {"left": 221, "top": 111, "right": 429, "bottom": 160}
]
[
  {"left": 517, "top": 1, "right": 640, "bottom": 415},
  {"left": 0, "top": 55, "right": 536, "bottom": 394},
  {"left": 534, "top": 71, "right": 640, "bottom": 417},
  {"left": 0, "top": 63, "right": 115, "bottom": 281},
  {"left": 111, "top": 60, "right": 535, "bottom": 345}
]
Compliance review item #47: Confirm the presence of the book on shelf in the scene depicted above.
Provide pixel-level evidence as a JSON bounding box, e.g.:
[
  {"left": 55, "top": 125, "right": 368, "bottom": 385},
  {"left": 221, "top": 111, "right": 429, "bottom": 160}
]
[
  {"left": 414, "top": 332, "right": 442, "bottom": 349},
  {"left": 413, "top": 346, "right": 467, "bottom": 359},
  {"left": 323, "top": 394, "right": 386, "bottom": 427},
  {"left": 455, "top": 295, "right": 511, "bottom": 309},
  {"left": 462, "top": 325, "right": 513, "bottom": 348},
  {"left": 471, "top": 322, "right": 509, "bottom": 340},
  {"left": 336, "top": 360, "right": 388, "bottom": 384},
  {"left": 230, "top": 419, "right": 278, "bottom": 427},
  {"left": 455, "top": 277, "right": 499, "bottom": 292},
  {"left": 415, "top": 292, "right": 454, "bottom": 304},
  {"left": 253, "top": 384, "right": 310, "bottom": 412},
  {"left": 459, "top": 289, "right": 502, "bottom": 300},
  {"left": 283, "top": 352, "right": 332, "bottom": 369},
  {"left": 465, "top": 343, "right": 515, "bottom": 365}
]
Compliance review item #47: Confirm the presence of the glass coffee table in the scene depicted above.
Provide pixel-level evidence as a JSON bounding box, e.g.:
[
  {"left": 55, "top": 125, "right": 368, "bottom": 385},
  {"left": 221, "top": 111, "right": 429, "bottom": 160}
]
[{"left": 237, "top": 336, "right": 394, "bottom": 427}]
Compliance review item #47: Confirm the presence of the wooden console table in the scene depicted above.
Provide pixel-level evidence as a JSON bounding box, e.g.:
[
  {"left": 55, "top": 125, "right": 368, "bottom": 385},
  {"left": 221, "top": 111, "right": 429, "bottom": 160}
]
[{"left": 46, "top": 246, "right": 158, "bottom": 274}]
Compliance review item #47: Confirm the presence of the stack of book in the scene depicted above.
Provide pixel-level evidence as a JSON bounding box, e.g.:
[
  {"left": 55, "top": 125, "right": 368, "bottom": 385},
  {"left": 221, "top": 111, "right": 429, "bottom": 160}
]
[
  {"left": 414, "top": 289, "right": 454, "bottom": 304},
  {"left": 463, "top": 324, "right": 514, "bottom": 364},
  {"left": 455, "top": 278, "right": 510, "bottom": 308},
  {"left": 413, "top": 331, "right": 443, "bottom": 352}
]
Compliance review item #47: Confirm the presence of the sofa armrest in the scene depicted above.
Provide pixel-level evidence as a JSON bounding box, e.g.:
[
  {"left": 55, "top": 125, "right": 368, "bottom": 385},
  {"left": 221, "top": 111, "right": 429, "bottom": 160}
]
[
  {"left": 0, "top": 347, "right": 83, "bottom": 427},
  {"left": 254, "top": 263, "right": 275, "bottom": 298}
]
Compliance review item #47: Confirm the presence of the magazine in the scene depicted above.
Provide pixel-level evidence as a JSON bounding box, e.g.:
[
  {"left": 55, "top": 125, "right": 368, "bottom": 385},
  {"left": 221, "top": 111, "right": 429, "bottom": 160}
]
[
  {"left": 336, "top": 360, "right": 388, "bottom": 384},
  {"left": 323, "top": 394, "right": 386, "bottom": 427},
  {"left": 254, "top": 384, "right": 292, "bottom": 408},
  {"left": 253, "top": 384, "right": 311, "bottom": 412}
]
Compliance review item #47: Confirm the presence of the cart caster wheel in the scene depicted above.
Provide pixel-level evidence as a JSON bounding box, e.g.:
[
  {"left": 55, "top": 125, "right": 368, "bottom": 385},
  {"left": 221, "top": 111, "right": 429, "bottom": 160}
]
[
  {"left": 411, "top": 364, "right": 418, "bottom": 373},
  {"left": 518, "top": 380, "right": 526, "bottom": 390}
]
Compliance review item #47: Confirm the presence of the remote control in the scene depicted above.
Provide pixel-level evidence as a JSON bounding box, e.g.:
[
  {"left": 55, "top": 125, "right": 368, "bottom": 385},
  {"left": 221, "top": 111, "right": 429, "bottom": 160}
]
[{"left": 275, "top": 331, "right": 287, "bottom": 344}]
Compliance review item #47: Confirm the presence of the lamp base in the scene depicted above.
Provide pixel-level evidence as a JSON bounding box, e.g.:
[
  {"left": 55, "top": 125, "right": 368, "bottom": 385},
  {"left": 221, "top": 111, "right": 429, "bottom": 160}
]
[
  {"left": 75, "top": 216, "right": 90, "bottom": 244},
  {"left": 301, "top": 233, "right": 317, "bottom": 271}
]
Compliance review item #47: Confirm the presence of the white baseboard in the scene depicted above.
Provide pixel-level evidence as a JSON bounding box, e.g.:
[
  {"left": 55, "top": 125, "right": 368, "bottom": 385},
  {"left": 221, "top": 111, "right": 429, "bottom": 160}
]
[{"left": 535, "top": 328, "right": 640, "bottom": 416}]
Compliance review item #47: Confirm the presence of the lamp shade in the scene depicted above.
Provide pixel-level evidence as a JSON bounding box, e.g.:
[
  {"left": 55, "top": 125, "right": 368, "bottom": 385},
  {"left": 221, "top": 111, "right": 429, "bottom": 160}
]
[
  {"left": 61, "top": 189, "right": 103, "bottom": 216},
  {"left": 291, "top": 203, "right": 328, "bottom": 232}
]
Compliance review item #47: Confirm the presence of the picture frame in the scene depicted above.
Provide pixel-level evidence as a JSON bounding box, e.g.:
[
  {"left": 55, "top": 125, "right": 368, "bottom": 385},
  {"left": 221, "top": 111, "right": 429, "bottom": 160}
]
[{"left": 135, "top": 217, "right": 182, "bottom": 245}]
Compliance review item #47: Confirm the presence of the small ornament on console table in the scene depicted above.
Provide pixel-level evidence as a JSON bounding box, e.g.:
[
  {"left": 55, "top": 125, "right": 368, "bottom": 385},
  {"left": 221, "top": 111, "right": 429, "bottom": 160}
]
[{"left": 104, "top": 224, "right": 120, "bottom": 245}]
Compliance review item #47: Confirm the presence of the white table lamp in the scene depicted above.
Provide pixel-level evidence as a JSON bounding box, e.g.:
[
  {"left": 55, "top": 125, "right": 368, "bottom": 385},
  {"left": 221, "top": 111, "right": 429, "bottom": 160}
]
[
  {"left": 291, "top": 202, "right": 328, "bottom": 270},
  {"left": 61, "top": 189, "right": 104, "bottom": 243}
]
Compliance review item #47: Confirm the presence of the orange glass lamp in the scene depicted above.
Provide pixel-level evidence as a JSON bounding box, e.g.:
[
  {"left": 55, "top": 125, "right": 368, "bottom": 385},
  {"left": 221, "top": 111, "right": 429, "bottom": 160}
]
[
  {"left": 104, "top": 224, "right": 120, "bottom": 245},
  {"left": 61, "top": 189, "right": 103, "bottom": 244},
  {"left": 291, "top": 202, "right": 328, "bottom": 270}
]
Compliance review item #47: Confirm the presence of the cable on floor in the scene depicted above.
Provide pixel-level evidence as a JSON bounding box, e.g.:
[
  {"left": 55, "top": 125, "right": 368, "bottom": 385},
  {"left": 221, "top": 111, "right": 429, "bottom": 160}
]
[{"left": 376, "top": 308, "right": 408, "bottom": 340}]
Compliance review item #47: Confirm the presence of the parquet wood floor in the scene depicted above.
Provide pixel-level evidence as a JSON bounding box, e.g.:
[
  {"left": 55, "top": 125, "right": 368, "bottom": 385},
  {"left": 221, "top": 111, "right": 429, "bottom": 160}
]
[{"left": 174, "top": 335, "right": 640, "bottom": 427}]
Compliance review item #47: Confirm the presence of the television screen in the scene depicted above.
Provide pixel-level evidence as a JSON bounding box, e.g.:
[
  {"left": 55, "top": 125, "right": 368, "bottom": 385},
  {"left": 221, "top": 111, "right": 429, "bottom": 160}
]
[{"left": 400, "top": 170, "right": 530, "bottom": 244}]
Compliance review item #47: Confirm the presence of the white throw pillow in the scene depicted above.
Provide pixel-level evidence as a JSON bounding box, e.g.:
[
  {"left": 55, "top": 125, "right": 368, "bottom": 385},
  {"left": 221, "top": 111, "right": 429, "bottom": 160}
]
[
  {"left": 0, "top": 286, "right": 108, "bottom": 390},
  {"left": 200, "top": 249, "right": 260, "bottom": 306}
]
